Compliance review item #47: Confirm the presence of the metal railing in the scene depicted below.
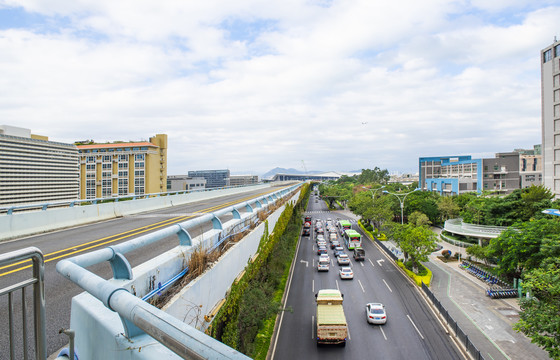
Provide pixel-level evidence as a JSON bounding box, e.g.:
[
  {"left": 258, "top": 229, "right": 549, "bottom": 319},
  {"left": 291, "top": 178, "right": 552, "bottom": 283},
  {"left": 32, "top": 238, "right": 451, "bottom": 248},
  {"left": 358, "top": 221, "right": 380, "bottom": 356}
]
[
  {"left": 55, "top": 184, "right": 300, "bottom": 359},
  {"left": 422, "top": 283, "right": 486, "bottom": 360},
  {"left": 0, "top": 247, "right": 46, "bottom": 360}
]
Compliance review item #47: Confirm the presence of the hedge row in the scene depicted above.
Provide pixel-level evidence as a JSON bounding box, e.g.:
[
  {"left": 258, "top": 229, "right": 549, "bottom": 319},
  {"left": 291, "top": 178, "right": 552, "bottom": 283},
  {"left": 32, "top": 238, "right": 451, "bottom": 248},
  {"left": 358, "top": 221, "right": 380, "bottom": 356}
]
[{"left": 209, "top": 184, "right": 310, "bottom": 357}]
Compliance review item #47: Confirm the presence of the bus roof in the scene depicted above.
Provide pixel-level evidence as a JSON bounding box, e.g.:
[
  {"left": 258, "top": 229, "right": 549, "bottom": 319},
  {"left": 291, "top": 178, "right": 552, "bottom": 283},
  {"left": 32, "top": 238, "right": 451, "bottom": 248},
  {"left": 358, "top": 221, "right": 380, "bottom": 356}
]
[{"left": 344, "top": 229, "right": 360, "bottom": 235}]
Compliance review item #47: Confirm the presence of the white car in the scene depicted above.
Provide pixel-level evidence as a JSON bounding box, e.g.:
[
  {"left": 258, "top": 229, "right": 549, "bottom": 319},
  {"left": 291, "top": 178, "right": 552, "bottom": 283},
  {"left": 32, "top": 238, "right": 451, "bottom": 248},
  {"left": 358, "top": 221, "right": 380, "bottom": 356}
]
[
  {"left": 339, "top": 267, "right": 353, "bottom": 279},
  {"left": 366, "top": 303, "right": 387, "bottom": 324},
  {"left": 337, "top": 253, "right": 350, "bottom": 265},
  {"left": 317, "top": 240, "right": 327, "bottom": 248}
]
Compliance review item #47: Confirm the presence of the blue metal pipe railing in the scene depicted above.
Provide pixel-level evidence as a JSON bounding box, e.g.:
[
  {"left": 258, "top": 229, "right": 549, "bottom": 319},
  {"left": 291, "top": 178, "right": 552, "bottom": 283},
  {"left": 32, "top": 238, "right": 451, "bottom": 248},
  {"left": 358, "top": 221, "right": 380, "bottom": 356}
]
[{"left": 56, "top": 184, "right": 300, "bottom": 359}]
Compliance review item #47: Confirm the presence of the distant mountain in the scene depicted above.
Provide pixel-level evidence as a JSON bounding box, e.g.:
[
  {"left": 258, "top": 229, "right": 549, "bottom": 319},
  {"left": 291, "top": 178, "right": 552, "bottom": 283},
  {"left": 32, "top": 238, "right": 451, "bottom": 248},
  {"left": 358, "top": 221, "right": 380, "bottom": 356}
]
[{"left": 262, "top": 167, "right": 323, "bottom": 179}]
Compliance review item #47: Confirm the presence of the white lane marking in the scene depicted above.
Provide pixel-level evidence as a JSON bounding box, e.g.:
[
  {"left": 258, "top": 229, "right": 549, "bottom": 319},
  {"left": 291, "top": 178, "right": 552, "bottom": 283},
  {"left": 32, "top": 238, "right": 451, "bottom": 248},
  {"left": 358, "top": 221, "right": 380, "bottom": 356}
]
[
  {"left": 383, "top": 279, "right": 393, "bottom": 293},
  {"left": 360, "top": 261, "right": 364, "bottom": 267},
  {"left": 312, "top": 316, "right": 315, "bottom": 339},
  {"left": 300, "top": 260, "right": 308, "bottom": 267},
  {"left": 347, "top": 324, "right": 351, "bottom": 340},
  {"left": 380, "top": 326, "right": 387, "bottom": 340},
  {"left": 377, "top": 259, "right": 385, "bottom": 266},
  {"left": 358, "top": 279, "right": 365, "bottom": 293},
  {"left": 368, "top": 259, "right": 375, "bottom": 267},
  {"left": 336, "top": 280, "right": 340, "bottom": 291},
  {"left": 407, "top": 314, "right": 425, "bottom": 340},
  {"left": 313, "top": 258, "right": 315, "bottom": 267},
  {"left": 312, "top": 279, "right": 315, "bottom": 293}
]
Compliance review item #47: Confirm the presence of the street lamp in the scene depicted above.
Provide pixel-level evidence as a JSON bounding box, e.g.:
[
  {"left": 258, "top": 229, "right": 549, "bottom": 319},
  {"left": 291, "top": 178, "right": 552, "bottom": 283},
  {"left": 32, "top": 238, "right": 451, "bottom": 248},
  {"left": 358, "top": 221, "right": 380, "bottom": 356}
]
[
  {"left": 367, "top": 185, "right": 385, "bottom": 200},
  {"left": 382, "top": 188, "right": 421, "bottom": 224}
]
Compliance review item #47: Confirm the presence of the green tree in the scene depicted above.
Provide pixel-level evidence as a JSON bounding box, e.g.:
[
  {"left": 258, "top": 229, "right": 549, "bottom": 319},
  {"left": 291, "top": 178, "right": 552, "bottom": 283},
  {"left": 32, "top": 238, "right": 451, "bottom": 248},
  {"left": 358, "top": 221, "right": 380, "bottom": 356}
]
[
  {"left": 438, "top": 196, "right": 460, "bottom": 222},
  {"left": 514, "top": 259, "right": 560, "bottom": 359},
  {"left": 466, "top": 244, "right": 488, "bottom": 264},
  {"left": 486, "top": 219, "right": 560, "bottom": 278},
  {"left": 356, "top": 167, "right": 390, "bottom": 184},
  {"left": 387, "top": 223, "right": 437, "bottom": 273},
  {"left": 408, "top": 211, "right": 431, "bottom": 227}
]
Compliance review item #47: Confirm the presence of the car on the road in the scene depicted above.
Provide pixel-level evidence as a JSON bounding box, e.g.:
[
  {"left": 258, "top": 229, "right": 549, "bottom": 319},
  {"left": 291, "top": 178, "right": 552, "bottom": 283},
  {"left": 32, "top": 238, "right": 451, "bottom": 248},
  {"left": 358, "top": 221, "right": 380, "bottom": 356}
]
[
  {"left": 330, "top": 240, "right": 340, "bottom": 249},
  {"left": 304, "top": 221, "right": 311, "bottom": 228},
  {"left": 316, "top": 228, "right": 324, "bottom": 234},
  {"left": 353, "top": 247, "right": 365, "bottom": 261},
  {"left": 302, "top": 228, "right": 310, "bottom": 236},
  {"left": 337, "top": 253, "right": 350, "bottom": 265},
  {"left": 339, "top": 267, "right": 354, "bottom": 279},
  {"left": 365, "top": 303, "right": 387, "bottom": 324},
  {"left": 318, "top": 256, "right": 330, "bottom": 272},
  {"left": 333, "top": 246, "right": 344, "bottom": 256},
  {"left": 317, "top": 240, "right": 327, "bottom": 248},
  {"left": 318, "top": 246, "right": 327, "bottom": 255},
  {"left": 305, "top": 215, "right": 312, "bottom": 223},
  {"left": 316, "top": 234, "right": 325, "bottom": 242}
]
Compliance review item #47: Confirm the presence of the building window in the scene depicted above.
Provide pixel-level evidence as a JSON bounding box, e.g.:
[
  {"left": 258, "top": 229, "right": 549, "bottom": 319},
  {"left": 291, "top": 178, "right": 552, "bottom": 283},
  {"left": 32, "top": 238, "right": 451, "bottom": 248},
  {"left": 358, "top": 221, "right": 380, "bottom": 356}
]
[
  {"left": 555, "top": 104, "right": 560, "bottom": 118},
  {"left": 554, "top": 74, "right": 560, "bottom": 88},
  {"left": 544, "top": 49, "right": 553, "bottom": 63},
  {"left": 86, "top": 164, "right": 96, "bottom": 171},
  {"left": 118, "top": 162, "right": 128, "bottom": 169},
  {"left": 103, "top": 155, "right": 111, "bottom": 162},
  {"left": 87, "top": 156, "right": 95, "bottom": 162},
  {"left": 135, "top": 154, "right": 144, "bottom": 161},
  {"left": 134, "top": 178, "right": 145, "bottom": 195},
  {"left": 118, "top": 171, "right": 128, "bottom": 178},
  {"left": 555, "top": 44, "right": 560, "bottom": 57},
  {"left": 134, "top": 170, "right": 145, "bottom": 177},
  {"left": 118, "top": 178, "right": 128, "bottom": 195},
  {"left": 554, "top": 89, "right": 560, "bottom": 102},
  {"left": 135, "top": 162, "right": 144, "bottom": 169},
  {"left": 119, "top": 155, "right": 128, "bottom": 161},
  {"left": 102, "top": 163, "right": 112, "bottom": 170},
  {"left": 555, "top": 119, "right": 560, "bottom": 132}
]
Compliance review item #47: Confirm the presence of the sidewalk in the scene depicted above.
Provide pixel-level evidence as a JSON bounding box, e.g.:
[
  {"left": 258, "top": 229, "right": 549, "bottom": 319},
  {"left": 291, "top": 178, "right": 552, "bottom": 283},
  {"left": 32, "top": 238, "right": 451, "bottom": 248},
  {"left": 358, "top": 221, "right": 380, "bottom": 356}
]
[{"left": 426, "top": 233, "right": 550, "bottom": 360}]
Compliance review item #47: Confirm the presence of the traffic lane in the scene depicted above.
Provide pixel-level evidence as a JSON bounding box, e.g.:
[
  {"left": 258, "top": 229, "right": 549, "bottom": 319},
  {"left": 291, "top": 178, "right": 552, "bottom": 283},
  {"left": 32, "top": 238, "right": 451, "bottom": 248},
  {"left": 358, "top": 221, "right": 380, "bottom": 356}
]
[
  {"left": 357, "top": 236, "right": 463, "bottom": 359},
  {"left": 0, "top": 186, "right": 278, "bottom": 256}
]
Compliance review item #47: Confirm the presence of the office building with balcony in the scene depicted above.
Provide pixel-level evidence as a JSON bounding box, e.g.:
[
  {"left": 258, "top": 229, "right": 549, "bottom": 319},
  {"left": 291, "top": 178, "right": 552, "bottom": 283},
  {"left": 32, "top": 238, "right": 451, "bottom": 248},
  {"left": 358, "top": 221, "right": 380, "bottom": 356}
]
[
  {"left": 167, "top": 175, "right": 206, "bottom": 191},
  {"left": 419, "top": 156, "right": 481, "bottom": 195},
  {"left": 0, "top": 125, "right": 79, "bottom": 206},
  {"left": 76, "top": 134, "right": 167, "bottom": 199},
  {"left": 420, "top": 152, "right": 524, "bottom": 196},
  {"left": 229, "top": 175, "right": 259, "bottom": 186},
  {"left": 187, "top": 169, "right": 230, "bottom": 189},
  {"left": 541, "top": 40, "right": 560, "bottom": 197}
]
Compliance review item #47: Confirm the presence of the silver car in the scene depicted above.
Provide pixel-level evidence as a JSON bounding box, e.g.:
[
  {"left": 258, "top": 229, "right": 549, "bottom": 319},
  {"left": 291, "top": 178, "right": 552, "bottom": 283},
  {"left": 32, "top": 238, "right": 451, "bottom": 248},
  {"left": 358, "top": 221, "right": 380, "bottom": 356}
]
[{"left": 339, "top": 267, "right": 354, "bottom": 279}]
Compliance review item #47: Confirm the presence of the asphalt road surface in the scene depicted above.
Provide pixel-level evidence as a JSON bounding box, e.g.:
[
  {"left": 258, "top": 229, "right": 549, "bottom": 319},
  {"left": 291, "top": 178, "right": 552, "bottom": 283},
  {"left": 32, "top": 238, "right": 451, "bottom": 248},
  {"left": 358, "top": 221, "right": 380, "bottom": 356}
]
[
  {"left": 271, "top": 194, "right": 464, "bottom": 360},
  {"left": 0, "top": 185, "right": 288, "bottom": 360}
]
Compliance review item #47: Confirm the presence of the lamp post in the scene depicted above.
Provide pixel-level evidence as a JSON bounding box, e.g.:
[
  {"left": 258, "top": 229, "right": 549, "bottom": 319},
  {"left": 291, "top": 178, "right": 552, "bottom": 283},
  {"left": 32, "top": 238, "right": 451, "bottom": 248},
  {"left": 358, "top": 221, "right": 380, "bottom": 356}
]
[
  {"left": 382, "top": 188, "right": 421, "bottom": 224},
  {"left": 367, "top": 186, "right": 385, "bottom": 201}
]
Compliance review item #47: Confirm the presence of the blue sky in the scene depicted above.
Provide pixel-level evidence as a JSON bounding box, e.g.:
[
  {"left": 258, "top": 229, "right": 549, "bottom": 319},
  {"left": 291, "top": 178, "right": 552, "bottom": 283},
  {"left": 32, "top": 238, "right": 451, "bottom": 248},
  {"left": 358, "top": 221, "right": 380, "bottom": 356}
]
[{"left": 0, "top": 0, "right": 558, "bottom": 176}]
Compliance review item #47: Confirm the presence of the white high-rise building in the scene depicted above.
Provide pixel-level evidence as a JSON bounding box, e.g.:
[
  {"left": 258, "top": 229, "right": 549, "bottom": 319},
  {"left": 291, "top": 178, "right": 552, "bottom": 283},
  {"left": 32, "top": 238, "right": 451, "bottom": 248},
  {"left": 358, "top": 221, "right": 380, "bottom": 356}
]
[
  {"left": 541, "top": 40, "right": 560, "bottom": 197},
  {"left": 0, "top": 125, "right": 79, "bottom": 206}
]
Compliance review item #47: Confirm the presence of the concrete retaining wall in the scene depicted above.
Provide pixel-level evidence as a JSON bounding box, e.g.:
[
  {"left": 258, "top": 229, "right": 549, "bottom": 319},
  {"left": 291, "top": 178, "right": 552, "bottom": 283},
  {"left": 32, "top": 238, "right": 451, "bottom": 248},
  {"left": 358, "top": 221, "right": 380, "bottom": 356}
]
[{"left": 1, "top": 184, "right": 274, "bottom": 241}]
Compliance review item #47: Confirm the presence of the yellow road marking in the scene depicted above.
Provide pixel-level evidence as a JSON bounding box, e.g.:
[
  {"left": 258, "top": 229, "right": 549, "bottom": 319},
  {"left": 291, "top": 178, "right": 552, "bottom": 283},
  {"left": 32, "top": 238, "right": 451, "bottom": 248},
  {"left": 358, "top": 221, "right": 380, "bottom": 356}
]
[{"left": 0, "top": 186, "right": 292, "bottom": 277}]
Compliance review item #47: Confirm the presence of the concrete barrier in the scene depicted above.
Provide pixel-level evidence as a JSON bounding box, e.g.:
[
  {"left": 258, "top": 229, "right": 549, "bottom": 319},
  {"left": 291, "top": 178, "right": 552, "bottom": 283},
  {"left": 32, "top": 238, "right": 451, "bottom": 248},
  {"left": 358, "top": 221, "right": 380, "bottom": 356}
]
[
  {"left": 0, "top": 183, "right": 276, "bottom": 241},
  {"left": 65, "top": 189, "right": 301, "bottom": 359}
]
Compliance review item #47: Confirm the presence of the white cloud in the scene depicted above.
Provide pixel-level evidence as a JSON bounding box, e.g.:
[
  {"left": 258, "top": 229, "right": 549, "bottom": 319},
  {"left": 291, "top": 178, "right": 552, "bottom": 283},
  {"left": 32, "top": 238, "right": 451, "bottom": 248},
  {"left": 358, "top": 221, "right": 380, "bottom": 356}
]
[{"left": 0, "top": 0, "right": 556, "bottom": 175}]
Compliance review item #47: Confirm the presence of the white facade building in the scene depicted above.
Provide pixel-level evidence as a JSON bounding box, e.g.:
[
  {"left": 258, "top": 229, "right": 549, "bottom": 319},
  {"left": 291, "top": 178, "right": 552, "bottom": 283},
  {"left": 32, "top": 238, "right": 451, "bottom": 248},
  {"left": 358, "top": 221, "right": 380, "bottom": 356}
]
[{"left": 0, "top": 125, "right": 79, "bottom": 206}]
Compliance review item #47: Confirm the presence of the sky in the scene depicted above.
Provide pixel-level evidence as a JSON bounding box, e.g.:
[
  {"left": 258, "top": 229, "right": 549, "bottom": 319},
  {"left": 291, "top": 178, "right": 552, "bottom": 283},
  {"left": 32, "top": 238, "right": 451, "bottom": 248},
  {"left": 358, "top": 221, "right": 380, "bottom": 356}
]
[{"left": 0, "top": 1, "right": 558, "bottom": 177}]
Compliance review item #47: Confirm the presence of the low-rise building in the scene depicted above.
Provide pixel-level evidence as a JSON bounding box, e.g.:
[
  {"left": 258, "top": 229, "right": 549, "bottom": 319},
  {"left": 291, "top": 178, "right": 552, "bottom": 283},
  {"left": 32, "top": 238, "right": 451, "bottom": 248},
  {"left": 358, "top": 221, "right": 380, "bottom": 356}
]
[
  {"left": 187, "top": 169, "right": 230, "bottom": 188},
  {"left": 167, "top": 175, "right": 206, "bottom": 191},
  {"left": 229, "top": 175, "right": 259, "bottom": 186}
]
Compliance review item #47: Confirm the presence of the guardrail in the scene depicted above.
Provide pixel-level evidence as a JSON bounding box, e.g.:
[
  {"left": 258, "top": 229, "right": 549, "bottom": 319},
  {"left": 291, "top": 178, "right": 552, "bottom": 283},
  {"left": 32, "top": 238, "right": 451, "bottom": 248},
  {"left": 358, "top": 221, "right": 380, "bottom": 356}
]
[
  {"left": 0, "top": 183, "right": 265, "bottom": 215},
  {"left": 55, "top": 184, "right": 300, "bottom": 359},
  {"left": 0, "top": 247, "right": 46, "bottom": 360},
  {"left": 422, "top": 283, "right": 486, "bottom": 360}
]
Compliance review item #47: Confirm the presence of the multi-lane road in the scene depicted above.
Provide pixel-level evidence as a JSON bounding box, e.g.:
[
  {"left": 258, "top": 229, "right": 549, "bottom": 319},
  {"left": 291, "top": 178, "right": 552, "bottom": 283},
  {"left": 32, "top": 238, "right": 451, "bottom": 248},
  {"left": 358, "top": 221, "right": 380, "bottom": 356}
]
[
  {"left": 0, "top": 185, "right": 288, "bottom": 359},
  {"left": 271, "top": 193, "right": 464, "bottom": 360}
]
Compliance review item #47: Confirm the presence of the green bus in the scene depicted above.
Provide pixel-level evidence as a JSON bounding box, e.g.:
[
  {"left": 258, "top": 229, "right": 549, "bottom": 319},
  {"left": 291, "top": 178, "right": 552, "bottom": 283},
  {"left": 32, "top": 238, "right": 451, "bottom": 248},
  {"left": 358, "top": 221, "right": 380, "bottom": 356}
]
[
  {"left": 343, "top": 229, "right": 362, "bottom": 250},
  {"left": 337, "top": 220, "right": 352, "bottom": 231}
]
